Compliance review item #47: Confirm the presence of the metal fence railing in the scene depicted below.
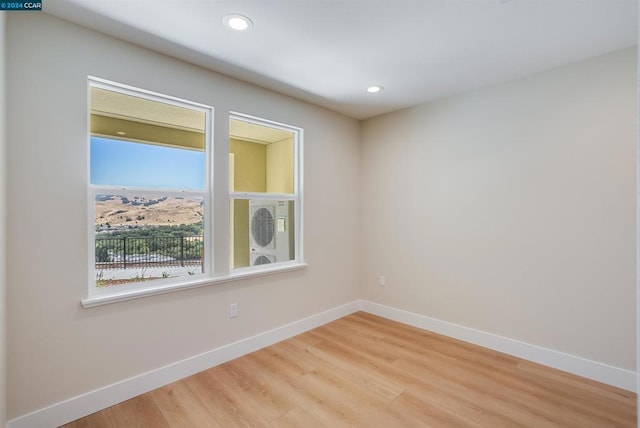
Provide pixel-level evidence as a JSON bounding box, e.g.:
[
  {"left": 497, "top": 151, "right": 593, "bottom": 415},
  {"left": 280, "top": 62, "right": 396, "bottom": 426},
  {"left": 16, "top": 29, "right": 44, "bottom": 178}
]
[{"left": 95, "top": 235, "right": 204, "bottom": 269}]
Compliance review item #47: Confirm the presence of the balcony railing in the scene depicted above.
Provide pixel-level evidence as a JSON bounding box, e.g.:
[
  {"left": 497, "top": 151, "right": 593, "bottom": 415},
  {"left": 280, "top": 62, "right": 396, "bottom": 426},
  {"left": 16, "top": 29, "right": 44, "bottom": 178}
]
[{"left": 96, "top": 235, "right": 203, "bottom": 269}]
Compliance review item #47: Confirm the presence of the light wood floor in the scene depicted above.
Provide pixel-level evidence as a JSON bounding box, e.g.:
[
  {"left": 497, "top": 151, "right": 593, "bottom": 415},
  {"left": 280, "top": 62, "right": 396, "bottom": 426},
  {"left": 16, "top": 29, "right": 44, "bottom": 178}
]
[{"left": 63, "top": 312, "right": 636, "bottom": 427}]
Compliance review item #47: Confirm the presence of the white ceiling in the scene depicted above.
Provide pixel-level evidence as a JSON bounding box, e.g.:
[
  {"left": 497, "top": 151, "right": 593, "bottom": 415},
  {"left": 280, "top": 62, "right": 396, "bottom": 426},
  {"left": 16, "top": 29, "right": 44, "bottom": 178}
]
[{"left": 46, "top": 0, "right": 638, "bottom": 120}]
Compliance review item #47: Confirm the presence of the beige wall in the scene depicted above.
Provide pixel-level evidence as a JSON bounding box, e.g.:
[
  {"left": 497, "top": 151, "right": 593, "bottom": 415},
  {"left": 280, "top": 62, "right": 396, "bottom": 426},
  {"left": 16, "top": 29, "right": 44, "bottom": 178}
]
[
  {"left": 0, "top": 11, "right": 6, "bottom": 428},
  {"left": 4, "top": 10, "right": 637, "bottom": 424},
  {"left": 6, "top": 13, "right": 361, "bottom": 420},
  {"left": 360, "top": 48, "right": 637, "bottom": 370}
]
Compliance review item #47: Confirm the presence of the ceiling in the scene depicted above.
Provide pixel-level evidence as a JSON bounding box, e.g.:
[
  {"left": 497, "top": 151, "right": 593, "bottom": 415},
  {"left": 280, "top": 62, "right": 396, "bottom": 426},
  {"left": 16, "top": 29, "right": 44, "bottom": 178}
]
[
  {"left": 230, "top": 119, "right": 293, "bottom": 145},
  {"left": 46, "top": 0, "right": 638, "bottom": 120},
  {"left": 91, "top": 87, "right": 206, "bottom": 132}
]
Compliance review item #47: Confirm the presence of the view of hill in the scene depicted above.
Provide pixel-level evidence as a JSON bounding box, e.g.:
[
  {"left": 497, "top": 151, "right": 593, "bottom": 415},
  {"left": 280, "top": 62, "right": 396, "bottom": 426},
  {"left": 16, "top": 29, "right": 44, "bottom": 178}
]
[{"left": 95, "top": 195, "right": 203, "bottom": 230}]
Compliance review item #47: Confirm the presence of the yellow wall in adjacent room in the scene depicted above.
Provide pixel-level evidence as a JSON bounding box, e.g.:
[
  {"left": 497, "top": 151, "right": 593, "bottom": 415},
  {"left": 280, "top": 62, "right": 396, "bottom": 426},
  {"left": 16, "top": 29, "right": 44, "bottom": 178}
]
[
  {"left": 232, "top": 199, "right": 250, "bottom": 268},
  {"left": 229, "top": 138, "right": 266, "bottom": 193},
  {"left": 229, "top": 138, "right": 266, "bottom": 268},
  {"left": 230, "top": 137, "right": 294, "bottom": 267},
  {"left": 266, "top": 138, "right": 294, "bottom": 193}
]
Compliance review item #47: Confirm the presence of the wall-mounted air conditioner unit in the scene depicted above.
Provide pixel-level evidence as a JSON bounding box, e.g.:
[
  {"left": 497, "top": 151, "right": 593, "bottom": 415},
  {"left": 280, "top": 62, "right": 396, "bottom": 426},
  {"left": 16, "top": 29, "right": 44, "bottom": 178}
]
[
  {"left": 250, "top": 253, "right": 276, "bottom": 266},
  {"left": 249, "top": 200, "right": 290, "bottom": 264}
]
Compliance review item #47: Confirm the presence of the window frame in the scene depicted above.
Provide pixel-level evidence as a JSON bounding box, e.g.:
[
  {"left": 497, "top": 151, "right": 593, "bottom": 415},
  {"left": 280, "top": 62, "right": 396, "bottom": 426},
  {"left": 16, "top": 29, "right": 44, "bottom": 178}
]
[
  {"left": 228, "top": 111, "right": 304, "bottom": 272},
  {"left": 82, "top": 79, "right": 306, "bottom": 308},
  {"left": 86, "top": 77, "right": 214, "bottom": 302}
]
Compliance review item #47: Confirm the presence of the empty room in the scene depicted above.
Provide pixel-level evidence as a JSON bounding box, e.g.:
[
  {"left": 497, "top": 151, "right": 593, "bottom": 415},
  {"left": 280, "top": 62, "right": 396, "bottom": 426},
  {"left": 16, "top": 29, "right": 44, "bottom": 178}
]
[{"left": 1, "top": 0, "right": 638, "bottom": 427}]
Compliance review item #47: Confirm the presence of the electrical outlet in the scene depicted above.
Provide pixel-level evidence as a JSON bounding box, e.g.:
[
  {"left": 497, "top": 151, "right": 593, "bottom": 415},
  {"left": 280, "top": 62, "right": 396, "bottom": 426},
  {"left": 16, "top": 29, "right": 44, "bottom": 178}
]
[
  {"left": 230, "top": 303, "right": 238, "bottom": 318},
  {"left": 379, "top": 275, "right": 385, "bottom": 286}
]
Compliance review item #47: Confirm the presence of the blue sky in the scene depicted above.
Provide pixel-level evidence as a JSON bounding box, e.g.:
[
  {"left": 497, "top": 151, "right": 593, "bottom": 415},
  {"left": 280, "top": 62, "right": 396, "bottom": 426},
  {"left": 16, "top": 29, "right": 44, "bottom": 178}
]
[{"left": 90, "top": 137, "right": 205, "bottom": 190}]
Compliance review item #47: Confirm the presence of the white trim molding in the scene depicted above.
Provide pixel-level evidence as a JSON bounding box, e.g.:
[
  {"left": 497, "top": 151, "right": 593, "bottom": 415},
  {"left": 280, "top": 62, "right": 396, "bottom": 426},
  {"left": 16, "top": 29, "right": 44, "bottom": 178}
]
[
  {"left": 82, "top": 262, "right": 308, "bottom": 308},
  {"left": 7, "top": 300, "right": 362, "bottom": 428},
  {"left": 360, "top": 300, "right": 637, "bottom": 392}
]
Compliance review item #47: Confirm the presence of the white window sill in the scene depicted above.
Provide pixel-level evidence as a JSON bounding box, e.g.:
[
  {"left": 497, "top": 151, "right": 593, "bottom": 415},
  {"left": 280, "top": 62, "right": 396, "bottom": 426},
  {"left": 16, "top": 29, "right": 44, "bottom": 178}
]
[{"left": 81, "top": 262, "right": 308, "bottom": 308}]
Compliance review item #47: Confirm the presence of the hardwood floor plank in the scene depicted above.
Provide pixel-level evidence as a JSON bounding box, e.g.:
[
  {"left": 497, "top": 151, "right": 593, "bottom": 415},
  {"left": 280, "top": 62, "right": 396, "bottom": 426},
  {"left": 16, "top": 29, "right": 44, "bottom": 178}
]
[
  {"left": 313, "top": 321, "right": 400, "bottom": 364},
  {"left": 62, "top": 312, "right": 637, "bottom": 428},
  {"left": 183, "top": 367, "right": 271, "bottom": 428},
  {"left": 149, "top": 381, "right": 222, "bottom": 427},
  {"left": 61, "top": 408, "right": 118, "bottom": 428},
  {"left": 323, "top": 315, "right": 388, "bottom": 341},
  {"left": 109, "top": 395, "right": 170, "bottom": 428},
  {"left": 355, "top": 401, "right": 434, "bottom": 428},
  {"left": 246, "top": 348, "right": 362, "bottom": 427},
  {"left": 373, "top": 322, "right": 635, "bottom": 427},
  {"left": 300, "top": 367, "right": 385, "bottom": 424},
  {"left": 294, "top": 330, "right": 325, "bottom": 346},
  {"left": 516, "top": 359, "right": 636, "bottom": 404},
  {"left": 391, "top": 345, "right": 622, "bottom": 427},
  {"left": 268, "top": 341, "right": 320, "bottom": 375},
  {"left": 217, "top": 359, "right": 296, "bottom": 422},
  {"left": 392, "top": 391, "right": 487, "bottom": 428},
  {"left": 281, "top": 338, "right": 404, "bottom": 402},
  {"left": 269, "top": 407, "right": 326, "bottom": 428}
]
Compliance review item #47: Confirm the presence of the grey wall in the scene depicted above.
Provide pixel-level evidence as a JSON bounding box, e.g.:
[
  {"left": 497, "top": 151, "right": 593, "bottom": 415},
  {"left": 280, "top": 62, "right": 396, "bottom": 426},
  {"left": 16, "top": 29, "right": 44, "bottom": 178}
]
[
  {"left": 6, "top": 13, "right": 361, "bottom": 419},
  {"left": 360, "top": 48, "right": 637, "bottom": 370}
]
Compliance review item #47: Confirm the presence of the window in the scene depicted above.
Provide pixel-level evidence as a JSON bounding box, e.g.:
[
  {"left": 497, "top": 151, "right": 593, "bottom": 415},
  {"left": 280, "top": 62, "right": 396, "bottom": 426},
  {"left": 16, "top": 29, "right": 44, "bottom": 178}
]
[
  {"left": 88, "top": 78, "right": 211, "bottom": 298},
  {"left": 85, "top": 79, "right": 304, "bottom": 306},
  {"left": 229, "top": 114, "right": 302, "bottom": 270}
]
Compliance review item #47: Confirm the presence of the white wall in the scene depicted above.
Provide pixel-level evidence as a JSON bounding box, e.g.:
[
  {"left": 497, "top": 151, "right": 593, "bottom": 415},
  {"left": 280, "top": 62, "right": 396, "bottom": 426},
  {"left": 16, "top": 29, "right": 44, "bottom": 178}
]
[
  {"left": 361, "top": 48, "right": 637, "bottom": 371},
  {"left": 0, "top": 11, "right": 7, "bottom": 428},
  {"left": 5, "top": 13, "right": 360, "bottom": 420}
]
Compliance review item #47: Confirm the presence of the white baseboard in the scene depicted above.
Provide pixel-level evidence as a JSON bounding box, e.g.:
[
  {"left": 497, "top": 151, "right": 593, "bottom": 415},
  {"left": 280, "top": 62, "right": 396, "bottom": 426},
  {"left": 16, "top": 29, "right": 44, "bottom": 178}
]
[
  {"left": 8, "top": 300, "right": 362, "bottom": 428},
  {"left": 9, "top": 298, "right": 635, "bottom": 427},
  {"left": 360, "top": 300, "right": 637, "bottom": 392}
]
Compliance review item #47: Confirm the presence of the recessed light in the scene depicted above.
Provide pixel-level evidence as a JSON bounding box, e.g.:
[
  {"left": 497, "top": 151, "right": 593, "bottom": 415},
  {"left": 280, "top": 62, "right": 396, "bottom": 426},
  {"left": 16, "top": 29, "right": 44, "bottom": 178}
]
[
  {"left": 116, "top": 131, "right": 126, "bottom": 136},
  {"left": 366, "top": 85, "right": 384, "bottom": 93},
  {"left": 223, "top": 14, "right": 253, "bottom": 32}
]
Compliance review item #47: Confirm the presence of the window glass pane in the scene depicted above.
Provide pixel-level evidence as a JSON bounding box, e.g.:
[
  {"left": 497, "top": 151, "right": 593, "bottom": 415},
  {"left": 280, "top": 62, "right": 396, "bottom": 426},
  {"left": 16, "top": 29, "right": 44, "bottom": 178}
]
[
  {"left": 95, "top": 194, "right": 204, "bottom": 286},
  {"left": 229, "top": 119, "right": 294, "bottom": 194},
  {"left": 231, "top": 199, "right": 295, "bottom": 269},
  {"left": 90, "top": 87, "right": 206, "bottom": 190},
  {"left": 91, "top": 137, "right": 205, "bottom": 190},
  {"left": 89, "top": 80, "right": 212, "bottom": 296}
]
